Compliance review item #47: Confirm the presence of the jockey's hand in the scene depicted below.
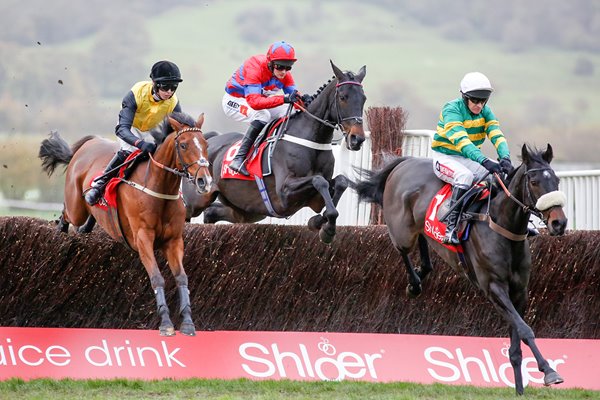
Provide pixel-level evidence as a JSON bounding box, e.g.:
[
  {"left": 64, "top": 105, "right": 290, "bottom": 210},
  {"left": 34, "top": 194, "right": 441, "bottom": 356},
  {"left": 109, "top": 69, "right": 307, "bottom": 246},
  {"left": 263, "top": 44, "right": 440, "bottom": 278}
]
[
  {"left": 499, "top": 157, "right": 514, "bottom": 174},
  {"left": 482, "top": 158, "right": 502, "bottom": 175},
  {"left": 137, "top": 140, "right": 157, "bottom": 154},
  {"left": 283, "top": 90, "right": 299, "bottom": 104}
]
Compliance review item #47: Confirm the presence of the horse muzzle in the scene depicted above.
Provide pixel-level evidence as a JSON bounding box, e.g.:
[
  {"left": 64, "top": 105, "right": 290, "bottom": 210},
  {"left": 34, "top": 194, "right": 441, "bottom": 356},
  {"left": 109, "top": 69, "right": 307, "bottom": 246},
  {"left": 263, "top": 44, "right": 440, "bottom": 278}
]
[
  {"left": 191, "top": 168, "right": 212, "bottom": 194},
  {"left": 344, "top": 124, "right": 366, "bottom": 151},
  {"left": 545, "top": 206, "right": 567, "bottom": 236}
]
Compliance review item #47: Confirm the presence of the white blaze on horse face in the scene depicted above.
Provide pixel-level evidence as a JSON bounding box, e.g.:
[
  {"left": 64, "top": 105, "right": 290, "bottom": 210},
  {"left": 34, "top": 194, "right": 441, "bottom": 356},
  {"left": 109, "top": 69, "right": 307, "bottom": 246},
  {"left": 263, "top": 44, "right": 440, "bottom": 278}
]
[
  {"left": 543, "top": 170, "right": 552, "bottom": 179},
  {"left": 193, "top": 137, "right": 202, "bottom": 152}
]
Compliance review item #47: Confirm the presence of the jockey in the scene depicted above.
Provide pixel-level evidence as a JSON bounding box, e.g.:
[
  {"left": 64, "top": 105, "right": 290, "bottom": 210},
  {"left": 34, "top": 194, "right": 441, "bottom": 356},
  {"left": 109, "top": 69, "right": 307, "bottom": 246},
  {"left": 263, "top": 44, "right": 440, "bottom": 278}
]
[
  {"left": 85, "top": 60, "right": 183, "bottom": 206},
  {"left": 222, "top": 40, "right": 308, "bottom": 176},
  {"left": 431, "top": 72, "right": 514, "bottom": 245}
]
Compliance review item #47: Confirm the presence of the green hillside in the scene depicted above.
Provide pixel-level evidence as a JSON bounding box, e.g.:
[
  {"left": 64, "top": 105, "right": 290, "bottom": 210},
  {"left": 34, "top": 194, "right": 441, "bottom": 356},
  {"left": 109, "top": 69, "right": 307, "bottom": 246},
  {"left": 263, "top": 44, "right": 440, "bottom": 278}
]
[{"left": 2, "top": 0, "right": 600, "bottom": 163}]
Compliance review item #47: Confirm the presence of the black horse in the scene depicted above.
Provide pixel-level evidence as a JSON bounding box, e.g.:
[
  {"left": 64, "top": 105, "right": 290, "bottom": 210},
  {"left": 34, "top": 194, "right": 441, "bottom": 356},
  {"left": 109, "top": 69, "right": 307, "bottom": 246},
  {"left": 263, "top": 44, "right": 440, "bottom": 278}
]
[
  {"left": 183, "top": 61, "right": 366, "bottom": 243},
  {"left": 352, "top": 144, "right": 567, "bottom": 395}
]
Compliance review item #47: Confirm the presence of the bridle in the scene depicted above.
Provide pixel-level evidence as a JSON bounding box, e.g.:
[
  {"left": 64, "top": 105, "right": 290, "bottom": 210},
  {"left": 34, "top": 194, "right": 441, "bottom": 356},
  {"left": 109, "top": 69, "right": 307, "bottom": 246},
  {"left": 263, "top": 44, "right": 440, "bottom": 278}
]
[
  {"left": 149, "top": 127, "right": 209, "bottom": 183},
  {"left": 494, "top": 166, "right": 561, "bottom": 224},
  {"left": 292, "top": 80, "right": 364, "bottom": 141}
]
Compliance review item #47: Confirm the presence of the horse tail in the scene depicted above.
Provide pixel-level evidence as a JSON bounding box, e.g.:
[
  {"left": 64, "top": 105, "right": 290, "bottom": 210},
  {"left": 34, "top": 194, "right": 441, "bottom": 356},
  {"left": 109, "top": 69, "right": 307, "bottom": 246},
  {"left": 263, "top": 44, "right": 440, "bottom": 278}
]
[
  {"left": 38, "top": 131, "right": 95, "bottom": 177},
  {"left": 351, "top": 156, "right": 408, "bottom": 206}
]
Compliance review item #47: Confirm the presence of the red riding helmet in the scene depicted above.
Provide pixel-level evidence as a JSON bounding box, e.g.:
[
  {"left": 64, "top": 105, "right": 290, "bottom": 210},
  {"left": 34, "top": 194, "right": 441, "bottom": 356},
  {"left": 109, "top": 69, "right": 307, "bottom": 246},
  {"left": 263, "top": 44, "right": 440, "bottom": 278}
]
[{"left": 266, "top": 41, "right": 297, "bottom": 67}]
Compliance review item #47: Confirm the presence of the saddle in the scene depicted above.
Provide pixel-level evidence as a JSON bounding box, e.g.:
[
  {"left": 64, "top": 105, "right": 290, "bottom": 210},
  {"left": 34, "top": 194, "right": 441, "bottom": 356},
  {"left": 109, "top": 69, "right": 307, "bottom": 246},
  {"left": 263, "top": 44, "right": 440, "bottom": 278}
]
[
  {"left": 424, "top": 182, "right": 491, "bottom": 252},
  {"left": 94, "top": 150, "right": 143, "bottom": 209},
  {"left": 221, "top": 117, "right": 289, "bottom": 180}
]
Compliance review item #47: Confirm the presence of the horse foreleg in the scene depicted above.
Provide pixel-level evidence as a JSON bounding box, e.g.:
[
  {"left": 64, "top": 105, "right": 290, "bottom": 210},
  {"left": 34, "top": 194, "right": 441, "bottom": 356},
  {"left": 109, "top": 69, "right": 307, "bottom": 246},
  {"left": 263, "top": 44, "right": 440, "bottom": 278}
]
[
  {"left": 488, "top": 281, "right": 563, "bottom": 394},
  {"left": 137, "top": 230, "right": 175, "bottom": 336},
  {"left": 77, "top": 215, "right": 96, "bottom": 233},
  {"left": 163, "top": 237, "right": 196, "bottom": 336},
  {"left": 57, "top": 213, "right": 69, "bottom": 233},
  {"left": 308, "top": 175, "right": 348, "bottom": 232},
  {"left": 311, "top": 175, "right": 339, "bottom": 243}
]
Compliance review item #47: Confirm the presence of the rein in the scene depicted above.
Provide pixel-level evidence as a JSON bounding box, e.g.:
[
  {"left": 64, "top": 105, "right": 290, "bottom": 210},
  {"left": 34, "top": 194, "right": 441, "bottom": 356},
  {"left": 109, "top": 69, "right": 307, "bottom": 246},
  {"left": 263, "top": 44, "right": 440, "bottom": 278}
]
[{"left": 123, "top": 127, "right": 209, "bottom": 200}]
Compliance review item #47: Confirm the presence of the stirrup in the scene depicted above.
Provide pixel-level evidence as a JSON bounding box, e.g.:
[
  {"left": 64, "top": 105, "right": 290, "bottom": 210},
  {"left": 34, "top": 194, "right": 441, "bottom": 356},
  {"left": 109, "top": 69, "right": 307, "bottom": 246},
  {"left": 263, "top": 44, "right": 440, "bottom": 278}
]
[{"left": 229, "top": 158, "right": 249, "bottom": 176}]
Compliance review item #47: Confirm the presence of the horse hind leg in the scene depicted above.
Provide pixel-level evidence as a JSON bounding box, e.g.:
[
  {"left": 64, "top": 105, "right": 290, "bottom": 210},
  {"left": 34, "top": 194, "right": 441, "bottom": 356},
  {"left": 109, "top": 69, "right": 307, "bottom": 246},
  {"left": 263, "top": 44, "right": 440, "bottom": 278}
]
[
  {"left": 56, "top": 213, "right": 69, "bottom": 233},
  {"left": 399, "top": 248, "right": 423, "bottom": 298},
  {"left": 416, "top": 234, "right": 433, "bottom": 280}
]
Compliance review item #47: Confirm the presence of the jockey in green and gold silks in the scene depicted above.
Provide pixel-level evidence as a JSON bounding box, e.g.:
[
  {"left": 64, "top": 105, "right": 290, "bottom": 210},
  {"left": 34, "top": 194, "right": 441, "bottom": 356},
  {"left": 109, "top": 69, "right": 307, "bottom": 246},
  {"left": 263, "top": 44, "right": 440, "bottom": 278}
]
[
  {"left": 431, "top": 72, "right": 515, "bottom": 245},
  {"left": 432, "top": 97, "right": 510, "bottom": 164}
]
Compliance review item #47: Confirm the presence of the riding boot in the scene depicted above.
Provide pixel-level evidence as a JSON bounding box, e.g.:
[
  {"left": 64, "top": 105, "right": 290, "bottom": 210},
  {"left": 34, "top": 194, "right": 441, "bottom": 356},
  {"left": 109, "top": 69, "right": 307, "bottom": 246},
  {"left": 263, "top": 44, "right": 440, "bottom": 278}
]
[
  {"left": 229, "top": 120, "right": 266, "bottom": 176},
  {"left": 443, "top": 186, "right": 468, "bottom": 245},
  {"left": 84, "top": 150, "right": 130, "bottom": 205}
]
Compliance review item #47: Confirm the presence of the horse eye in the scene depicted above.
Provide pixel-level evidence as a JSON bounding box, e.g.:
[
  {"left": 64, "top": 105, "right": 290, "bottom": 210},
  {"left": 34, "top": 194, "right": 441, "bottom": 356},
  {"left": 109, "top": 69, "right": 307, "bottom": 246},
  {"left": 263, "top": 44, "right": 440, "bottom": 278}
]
[
  {"left": 180, "top": 143, "right": 188, "bottom": 150},
  {"left": 530, "top": 180, "right": 539, "bottom": 187}
]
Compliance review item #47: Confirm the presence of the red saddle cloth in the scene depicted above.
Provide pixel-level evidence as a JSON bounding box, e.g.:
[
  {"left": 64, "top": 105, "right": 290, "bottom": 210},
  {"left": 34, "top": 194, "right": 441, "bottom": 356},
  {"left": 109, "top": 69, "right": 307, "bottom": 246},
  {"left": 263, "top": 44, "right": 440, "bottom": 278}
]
[
  {"left": 221, "top": 118, "right": 287, "bottom": 181},
  {"left": 424, "top": 183, "right": 490, "bottom": 252},
  {"left": 88, "top": 150, "right": 141, "bottom": 210},
  {"left": 424, "top": 184, "right": 465, "bottom": 253}
]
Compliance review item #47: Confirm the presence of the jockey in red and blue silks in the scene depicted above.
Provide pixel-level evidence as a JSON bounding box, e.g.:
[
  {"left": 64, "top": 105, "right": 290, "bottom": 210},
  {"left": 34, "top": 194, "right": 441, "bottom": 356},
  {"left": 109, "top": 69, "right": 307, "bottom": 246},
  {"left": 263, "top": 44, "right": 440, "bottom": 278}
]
[{"left": 223, "top": 40, "right": 305, "bottom": 176}]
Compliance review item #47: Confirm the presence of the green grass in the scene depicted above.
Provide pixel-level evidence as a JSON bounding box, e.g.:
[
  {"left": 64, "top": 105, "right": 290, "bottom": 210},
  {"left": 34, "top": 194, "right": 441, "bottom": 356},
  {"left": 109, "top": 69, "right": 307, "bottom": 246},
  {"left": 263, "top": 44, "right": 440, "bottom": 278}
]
[{"left": 1, "top": 378, "right": 597, "bottom": 400}]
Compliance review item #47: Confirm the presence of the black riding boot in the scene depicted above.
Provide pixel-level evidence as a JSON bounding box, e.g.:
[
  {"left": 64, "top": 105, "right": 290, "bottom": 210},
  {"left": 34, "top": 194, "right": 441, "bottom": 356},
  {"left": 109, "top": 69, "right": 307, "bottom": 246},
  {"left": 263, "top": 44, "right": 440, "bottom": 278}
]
[
  {"left": 84, "top": 150, "right": 130, "bottom": 205},
  {"left": 229, "top": 120, "right": 266, "bottom": 176},
  {"left": 443, "top": 186, "right": 468, "bottom": 245}
]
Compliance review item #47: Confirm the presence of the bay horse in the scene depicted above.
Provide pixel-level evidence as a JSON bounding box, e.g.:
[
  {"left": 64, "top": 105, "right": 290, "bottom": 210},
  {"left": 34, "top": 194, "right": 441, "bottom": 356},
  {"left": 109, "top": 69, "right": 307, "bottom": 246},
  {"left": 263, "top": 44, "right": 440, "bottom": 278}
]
[
  {"left": 182, "top": 61, "right": 366, "bottom": 243},
  {"left": 352, "top": 144, "right": 567, "bottom": 395},
  {"left": 39, "top": 112, "right": 212, "bottom": 336}
]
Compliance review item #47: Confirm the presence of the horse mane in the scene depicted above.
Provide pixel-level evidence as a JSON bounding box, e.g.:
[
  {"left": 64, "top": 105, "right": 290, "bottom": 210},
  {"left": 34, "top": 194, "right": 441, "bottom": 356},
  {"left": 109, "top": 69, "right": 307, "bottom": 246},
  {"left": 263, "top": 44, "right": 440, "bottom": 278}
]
[{"left": 149, "top": 112, "right": 196, "bottom": 145}]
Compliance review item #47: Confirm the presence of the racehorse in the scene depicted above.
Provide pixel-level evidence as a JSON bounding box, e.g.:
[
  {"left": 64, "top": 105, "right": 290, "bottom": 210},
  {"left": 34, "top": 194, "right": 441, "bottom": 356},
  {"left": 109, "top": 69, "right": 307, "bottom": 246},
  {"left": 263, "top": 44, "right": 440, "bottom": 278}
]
[
  {"left": 182, "top": 61, "right": 366, "bottom": 244},
  {"left": 352, "top": 144, "right": 567, "bottom": 395},
  {"left": 39, "top": 112, "right": 211, "bottom": 336}
]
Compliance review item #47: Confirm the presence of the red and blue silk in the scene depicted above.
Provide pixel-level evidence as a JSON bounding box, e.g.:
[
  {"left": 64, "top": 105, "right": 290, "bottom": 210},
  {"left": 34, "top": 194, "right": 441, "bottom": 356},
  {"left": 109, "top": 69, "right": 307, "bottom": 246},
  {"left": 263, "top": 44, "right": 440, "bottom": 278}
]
[{"left": 225, "top": 54, "right": 297, "bottom": 110}]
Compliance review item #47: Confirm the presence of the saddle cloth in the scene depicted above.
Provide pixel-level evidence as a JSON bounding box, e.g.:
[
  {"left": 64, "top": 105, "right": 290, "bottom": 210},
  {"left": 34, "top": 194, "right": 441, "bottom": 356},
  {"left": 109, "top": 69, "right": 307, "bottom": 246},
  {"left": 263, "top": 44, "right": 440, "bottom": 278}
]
[
  {"left": 221, "top": 117, "right": 288, "bottom": 180},
  {"left": 88, "top": 150, "right": 141, "bottom": 210},
  {"left": 424, "top": 183, "right": 490, "bottom": 252}
]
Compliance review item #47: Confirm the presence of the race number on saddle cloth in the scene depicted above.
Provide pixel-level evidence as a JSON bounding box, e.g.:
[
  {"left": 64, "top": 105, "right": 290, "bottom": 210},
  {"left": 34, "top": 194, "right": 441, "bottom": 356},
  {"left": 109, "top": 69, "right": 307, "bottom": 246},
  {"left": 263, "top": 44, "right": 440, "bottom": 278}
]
[
  {"left": 87, "top": 151, "right": 142, "bottom": 209},
  {"left": 221, "top": 117, "right": 288, "bottom": 180},
  {"left": 424, "top": 183, "right": 490, "bottom": 252}
]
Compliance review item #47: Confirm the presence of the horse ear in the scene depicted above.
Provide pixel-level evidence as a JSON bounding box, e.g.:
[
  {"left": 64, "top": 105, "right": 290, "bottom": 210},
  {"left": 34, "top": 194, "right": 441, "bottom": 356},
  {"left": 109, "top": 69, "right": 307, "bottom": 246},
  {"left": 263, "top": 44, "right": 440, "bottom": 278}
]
[
  {"left": 521, "top": 143, "right": 530, "bottom": 164},
  {"left": 195, "top": 113, "right": 205, "bottom": 129},
  {"left": 356, "top": 65, "right": 366, "bottom": 83},
  {"left": 169, "top": 116, "right": 184, "bottom": 132},
  {"left": 330, "top": 60, "right": 344, "bottom": 81},
  {"left": 543, "top": 143, "right": 553, "bottom": 163}
]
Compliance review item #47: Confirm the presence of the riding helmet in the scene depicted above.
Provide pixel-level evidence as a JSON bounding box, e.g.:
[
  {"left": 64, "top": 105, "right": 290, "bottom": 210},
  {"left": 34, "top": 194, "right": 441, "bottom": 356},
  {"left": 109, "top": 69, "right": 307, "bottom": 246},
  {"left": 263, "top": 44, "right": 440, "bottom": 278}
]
[
  {"left": 266, "top": 41, "right": 296, "bottom": 67},
  {"left": 150, "top": 60, "right": 183, "bottom": 83},
  {"left": 460, "top": 72, "right": 493, "bottom": 99}
]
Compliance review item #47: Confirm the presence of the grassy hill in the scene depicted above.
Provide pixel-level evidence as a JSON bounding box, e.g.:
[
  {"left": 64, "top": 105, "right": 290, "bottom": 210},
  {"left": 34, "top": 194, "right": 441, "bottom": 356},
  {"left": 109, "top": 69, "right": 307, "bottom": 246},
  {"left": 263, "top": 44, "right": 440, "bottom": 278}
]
[{"left": 6, "top": 0, "right": 600, "bottom": 163}]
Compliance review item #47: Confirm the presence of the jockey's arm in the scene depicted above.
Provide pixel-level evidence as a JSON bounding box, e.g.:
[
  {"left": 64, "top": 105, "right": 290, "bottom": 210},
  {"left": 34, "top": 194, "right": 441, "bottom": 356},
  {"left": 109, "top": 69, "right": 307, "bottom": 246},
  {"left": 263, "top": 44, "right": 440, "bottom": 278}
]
[{"left": 115, "top": 91, "right": 139, "bottom": 146}]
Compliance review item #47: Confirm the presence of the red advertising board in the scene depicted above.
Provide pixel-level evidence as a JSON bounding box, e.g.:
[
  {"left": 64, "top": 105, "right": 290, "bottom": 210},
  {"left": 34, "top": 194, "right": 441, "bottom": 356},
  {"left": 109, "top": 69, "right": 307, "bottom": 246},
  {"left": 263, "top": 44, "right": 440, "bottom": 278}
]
[{"left": 0, "top": 327, "right": 598, "bottom": 391}]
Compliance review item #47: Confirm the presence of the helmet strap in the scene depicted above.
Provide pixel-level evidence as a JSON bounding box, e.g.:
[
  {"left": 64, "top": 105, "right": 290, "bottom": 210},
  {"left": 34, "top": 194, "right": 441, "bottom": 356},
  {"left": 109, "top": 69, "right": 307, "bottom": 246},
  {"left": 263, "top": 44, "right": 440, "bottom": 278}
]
[
  {"left": 152, "top": 83, "right": 162, "bottom": 101},
  {"left": 267, "top": 61, "right": 274, "bottom": 73}
]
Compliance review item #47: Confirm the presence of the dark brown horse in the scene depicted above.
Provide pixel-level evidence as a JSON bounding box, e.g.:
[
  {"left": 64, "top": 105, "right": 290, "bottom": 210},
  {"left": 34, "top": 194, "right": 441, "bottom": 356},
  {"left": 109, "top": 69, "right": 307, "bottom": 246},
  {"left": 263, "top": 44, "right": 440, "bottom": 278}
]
[
  {"left": 352, "top": 144, "right": 567, "bottom": 395},
  {"left": 39, "top": 112, "right": 211, "bottom": 336},
  {"left": 182, "top": 61, "right": 366, "bottom": 243}
]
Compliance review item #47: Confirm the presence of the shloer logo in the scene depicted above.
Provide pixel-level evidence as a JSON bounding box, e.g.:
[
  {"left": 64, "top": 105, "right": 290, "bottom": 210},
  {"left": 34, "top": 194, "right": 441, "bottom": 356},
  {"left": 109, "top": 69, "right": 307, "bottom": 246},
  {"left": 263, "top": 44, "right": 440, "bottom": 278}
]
[
  {"left": 239, "top": 337, "right": 383, "bottom": 380},
  {"left": 425, "top": 345, "right": 566, "bottom": 388}
]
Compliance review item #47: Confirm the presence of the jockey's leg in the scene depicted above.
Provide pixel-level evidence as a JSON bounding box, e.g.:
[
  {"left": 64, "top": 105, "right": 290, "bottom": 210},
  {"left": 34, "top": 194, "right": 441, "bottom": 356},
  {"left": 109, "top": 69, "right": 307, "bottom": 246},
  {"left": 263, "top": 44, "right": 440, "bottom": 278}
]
[
  {"left": 229, "top": 120, "right": 265, "bottom": 176},
  {"left": 443, "top": 185, "right": 468, "bottom": 245},
  {"left": 84, "top": 150, "right": 130, "bottom": 205}
]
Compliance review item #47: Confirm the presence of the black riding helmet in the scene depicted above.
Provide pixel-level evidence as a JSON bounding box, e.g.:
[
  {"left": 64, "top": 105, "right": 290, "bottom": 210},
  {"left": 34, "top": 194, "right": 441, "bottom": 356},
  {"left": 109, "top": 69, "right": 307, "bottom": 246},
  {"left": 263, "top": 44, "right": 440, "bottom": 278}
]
[{"left": 150, "top": 61, "right": 183, "bottom": 83}]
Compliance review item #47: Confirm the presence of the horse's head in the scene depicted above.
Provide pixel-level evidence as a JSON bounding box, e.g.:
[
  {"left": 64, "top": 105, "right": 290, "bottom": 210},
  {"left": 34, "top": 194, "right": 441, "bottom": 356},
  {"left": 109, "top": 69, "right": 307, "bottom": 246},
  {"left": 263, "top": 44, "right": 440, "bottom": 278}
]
[
  {"left": 153, "top": 112, "right": 212, "bottom": 194},
  {"left": 331, "top": 61, "right": 367, "bottom": 151},
  {"left": 520, "top": 143, "right": 567, "bottom": 235}
]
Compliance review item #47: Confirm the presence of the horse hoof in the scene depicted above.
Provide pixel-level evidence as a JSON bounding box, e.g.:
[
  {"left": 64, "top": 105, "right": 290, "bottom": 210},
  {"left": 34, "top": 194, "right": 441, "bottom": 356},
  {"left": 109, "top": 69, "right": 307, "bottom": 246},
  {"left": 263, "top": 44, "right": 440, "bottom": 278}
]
[
  {"left": 319, "top": 228, "right": 334, "bottom": 244},
  {"left": 179, "top": 322, "right": 196, "bottom": 336},
  {"left": 406, "top": 284, "right": 422, "bottom": 298},
  {"left": 159, "top": 326, "right": 176, "bottom": 337},
  {"left": 308, "top": 215, "right": 326, "bottom": 231},
  {"left": 544, "top": 371, "right": 564, "bottom": 386}
]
